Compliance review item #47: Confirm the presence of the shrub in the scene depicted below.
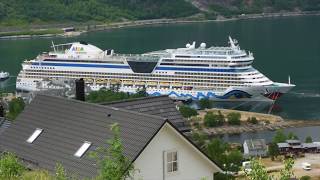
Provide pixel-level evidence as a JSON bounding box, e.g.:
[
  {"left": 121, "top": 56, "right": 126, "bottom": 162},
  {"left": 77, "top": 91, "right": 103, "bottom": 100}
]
[
  {"left": 214, "top": 172, "right": 235, "bottom": 180},
  {"left": 178, "top": 105, "right": 198, "bottom": 118},
  {"left": 227, "top": 112, "right": 241, "bottom": 125},
  {"left": 247, "top": 117, "right": 258, "bottom": 124},
  {"left": 0, "top": 152, "right": 25, "bottom": 179},
  {"left": 204, "top": 112, "right": 219, "bottom": 127},
  {"left": 199, "top": 98, "right": 212, "bottom": 109},
  {"left": 216, "top": 111, "right": 225, "bottom": 125},
  {"left": 300, "top": 176, "right": 311, "bottom": 180},
  {"left": 22, "top": 170, "right": 54, "bottom": 180}
]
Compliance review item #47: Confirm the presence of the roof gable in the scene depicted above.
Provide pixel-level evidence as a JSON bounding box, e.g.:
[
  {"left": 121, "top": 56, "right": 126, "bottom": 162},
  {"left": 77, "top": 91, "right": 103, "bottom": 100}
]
[{"left": 0, "top": 95, "right": 166, "bottom": 178}]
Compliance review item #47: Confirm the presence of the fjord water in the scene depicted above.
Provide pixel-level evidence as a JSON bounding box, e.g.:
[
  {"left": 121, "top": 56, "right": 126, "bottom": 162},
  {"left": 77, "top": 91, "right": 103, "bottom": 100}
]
[{"left": 0, "top": 16, "right": 319, "bottom": 120}]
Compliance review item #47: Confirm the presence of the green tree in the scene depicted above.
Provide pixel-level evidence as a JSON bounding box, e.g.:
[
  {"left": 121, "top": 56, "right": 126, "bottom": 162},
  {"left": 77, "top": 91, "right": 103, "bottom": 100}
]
[
  {"left": 90, "top": 123, "right": 134, "bottom": 180},
  {"left": 205, "top": 138, "right": 244, "bottom": 175},
  {"left": 7, "top": 97, "right": 25, "bottom": 120},
  {"left": 287, "top": 132, "right": 298, "bottom": 140},
  {"left": 227, "top": 112, "right": 241, "bottom": 125},
  {"left": 245, "top": 158, "right": 271, "bottom": 180},
  {"left": 225, "top": 150, "right": 243, "bottom": 172},
  {"left": 199, "top": 98, "right": 212, "bottom": 109},
  {"left": 190, "top": 131, "right": 207, "bottom": 148},
  {"left": 178, "top": 105, "right": 198, "bottom": 118},
  {"left": 305, "top": 136, "right": 313, "bottom": 143},
  {"left": 272, "top": 129, "right": 287, "bottom": 143},
  {"left": 204, "top": 112, "right": 219, "bottom": 127},
  {"left": 279, "top": 158, "right": 294, "bottom": 180},
  {"left": 86, "top": 89, "right": 148, "bottom": 103},
  {"left": 55, "top": 163, "right": 67, "bottom": 180},
  {"left": 0, "top": 152, "right": 25, "bottom": 179},
  {"left": 206, "top": 138, "right": 229, "bottom": 166},
  {"left": 268, "top": 142, "right": 279, "bottom": 161}
]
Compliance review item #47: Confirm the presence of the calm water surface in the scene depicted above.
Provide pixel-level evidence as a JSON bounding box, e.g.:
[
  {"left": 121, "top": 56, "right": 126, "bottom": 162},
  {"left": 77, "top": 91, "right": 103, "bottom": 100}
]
[{"left": 0, "top": 16, "right": 319, "bottom": 126}]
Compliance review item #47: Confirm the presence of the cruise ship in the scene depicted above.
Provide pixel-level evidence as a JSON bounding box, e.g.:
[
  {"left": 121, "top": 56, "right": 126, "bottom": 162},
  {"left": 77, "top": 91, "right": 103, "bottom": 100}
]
[{"left": 16, "top": 37, "right": 295, "bottom": 101}]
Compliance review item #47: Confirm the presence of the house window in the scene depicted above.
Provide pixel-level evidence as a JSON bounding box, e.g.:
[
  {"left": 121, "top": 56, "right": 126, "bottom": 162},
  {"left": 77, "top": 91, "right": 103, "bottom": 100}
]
[
  {"left": 26, "top": 128, "right": 43, "bottom": 143},
  {"left": 167, "top": 151, "right": 178, "bottom": 173}
]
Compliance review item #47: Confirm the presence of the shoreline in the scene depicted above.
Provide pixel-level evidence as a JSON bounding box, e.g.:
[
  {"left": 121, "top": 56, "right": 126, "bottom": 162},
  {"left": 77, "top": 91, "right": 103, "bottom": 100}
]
[
  {"left": 194, "top": 108, "right": 320, "bottom": 136},
  {"left": 1, "top": 11, "right": 320, "bottom": 40},
  {"left": 202, "top": 120, "right": 320, "bottom": 136}
]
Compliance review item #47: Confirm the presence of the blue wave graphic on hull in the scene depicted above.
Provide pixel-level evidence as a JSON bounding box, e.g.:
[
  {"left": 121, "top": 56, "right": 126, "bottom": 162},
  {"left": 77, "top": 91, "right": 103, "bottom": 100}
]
[{"left": 149, "top": 90, "right": 252, "bottom": 100}]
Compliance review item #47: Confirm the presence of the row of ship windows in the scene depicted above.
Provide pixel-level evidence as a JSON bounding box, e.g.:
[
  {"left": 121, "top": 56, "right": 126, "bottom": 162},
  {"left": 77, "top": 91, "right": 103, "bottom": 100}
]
[
  {"left": 159, "top": 63, "right": 251, "bottom": 68},
  {"left": 30, "top": 66, "right": 55, "bottom": 70},
  {"left": 24, "top": 71, "right": 266, "bottom": 81},
  {"left": 27, "top": 69, "right": 239, "bottom": 77},
  {"left": 175, "top": 71, "right": 261, "bottom": 77},
  {"left": 162, "top": 59, "right": 252, "bottom": 63},
  {"left": 42, "top": 59, "right": 124, "bottom": 64},
  {"left": 175, "top": 55, "right": 227, "bottom": 59},
  {"left": 23, "top": 74, "right": 268, "bottom": 85},
  {"left": 231, "top": 55, "right": 248, "bottom": 59},
  {"left": 23, "top": 76, "right": 254, "bottom": 88}
]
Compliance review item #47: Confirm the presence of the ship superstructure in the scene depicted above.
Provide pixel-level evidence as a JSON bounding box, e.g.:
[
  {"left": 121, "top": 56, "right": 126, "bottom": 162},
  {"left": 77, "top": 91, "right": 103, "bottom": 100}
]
[{"left": 16, "top": 37, "right": 295, "bottom": 101}]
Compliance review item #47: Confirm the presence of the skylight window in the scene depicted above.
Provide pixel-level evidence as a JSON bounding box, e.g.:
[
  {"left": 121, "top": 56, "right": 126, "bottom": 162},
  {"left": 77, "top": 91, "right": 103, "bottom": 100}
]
[
  {"left": 74, "top": 141, "right": 92, "bottom": 158},
  {"left": 26, "top": 128, "right": 43, "bottom": 143}
]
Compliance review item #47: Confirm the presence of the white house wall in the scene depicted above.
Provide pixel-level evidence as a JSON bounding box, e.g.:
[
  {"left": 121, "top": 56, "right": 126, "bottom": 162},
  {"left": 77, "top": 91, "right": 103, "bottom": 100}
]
[{"left": 132, "top": 123, "right": 220, "bottom": 180}]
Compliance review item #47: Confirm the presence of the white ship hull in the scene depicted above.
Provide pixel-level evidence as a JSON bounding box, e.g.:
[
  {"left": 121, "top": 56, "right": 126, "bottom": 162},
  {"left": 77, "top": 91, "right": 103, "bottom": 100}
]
[
  {"left": 16, "top": 77, "right": 294, "bottom": 101},
  {"left": 16, "top": 39, "right": 295, "bottom": 101}
]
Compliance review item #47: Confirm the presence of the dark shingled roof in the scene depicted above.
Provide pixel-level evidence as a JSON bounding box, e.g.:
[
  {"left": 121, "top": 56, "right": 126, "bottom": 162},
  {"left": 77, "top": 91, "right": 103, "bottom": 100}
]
[
  {"left": 102, "top": 96, "right": 190, "bottom": 132},
  {"left": 0, "top": 118, "right": 10, "bottom": 136},
  {"left": 0, "top": 95, "right": 167, "bottom": 179}
]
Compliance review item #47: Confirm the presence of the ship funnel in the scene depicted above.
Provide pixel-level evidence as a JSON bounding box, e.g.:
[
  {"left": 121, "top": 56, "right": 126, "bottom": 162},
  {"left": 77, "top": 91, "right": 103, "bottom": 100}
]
[
  {"left": 191, "top": 41, "right": 196, "bottom": 49},
  {"left": 0, "top": 104, "right": 4, "bottom": 117},
  {"left": 75, "top": 78, "right": 85, "bottom": 101}
]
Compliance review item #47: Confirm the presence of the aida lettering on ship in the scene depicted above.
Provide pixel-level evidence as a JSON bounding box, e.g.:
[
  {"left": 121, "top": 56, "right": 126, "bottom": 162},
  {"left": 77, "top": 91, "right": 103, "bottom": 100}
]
[{"left": 16, "top": 37, "right": 295, "bottom": 101}]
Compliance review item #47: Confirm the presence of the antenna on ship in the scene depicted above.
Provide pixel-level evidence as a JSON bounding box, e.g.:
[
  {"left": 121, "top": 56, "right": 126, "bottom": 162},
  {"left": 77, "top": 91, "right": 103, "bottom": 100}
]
[
  {"left": 52, "top": 41, "right": 56, "bottom": 52},
  {"left": 229, "top": 36, "right": 236, "bottom": 49},
  {"left": 288, "top": 75, "right": 291, "bottom": 85}
]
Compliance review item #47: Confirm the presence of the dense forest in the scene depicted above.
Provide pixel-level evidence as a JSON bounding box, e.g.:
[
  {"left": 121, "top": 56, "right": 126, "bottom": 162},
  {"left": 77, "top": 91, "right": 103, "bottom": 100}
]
[
  {"left": 200, "top": 0, "right": 320, "bottom": 17},
  {"left": 0, "top": 0, "right": 319, "bottom": 26},
  {"left": 0, "top": 0, "right": 198, "bottom": 26}
]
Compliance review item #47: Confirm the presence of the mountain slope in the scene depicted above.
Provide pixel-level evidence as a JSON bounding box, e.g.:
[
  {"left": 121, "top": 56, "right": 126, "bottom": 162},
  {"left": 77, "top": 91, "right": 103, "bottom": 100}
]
[
  {"left": 190, "top": 0, "right": 320, "bottom": 17},
  {"left": 0, "top": 0, "right": 199, "bottom": 26}
]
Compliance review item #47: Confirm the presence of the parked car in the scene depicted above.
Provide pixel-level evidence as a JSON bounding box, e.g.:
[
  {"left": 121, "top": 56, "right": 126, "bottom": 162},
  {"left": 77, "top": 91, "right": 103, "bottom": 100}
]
[
  {"left": 242, "top": 161, "right": 252, "bottom": 173},
  {"left": 302, "top": 162, "right": 311, "bottom": 171}
]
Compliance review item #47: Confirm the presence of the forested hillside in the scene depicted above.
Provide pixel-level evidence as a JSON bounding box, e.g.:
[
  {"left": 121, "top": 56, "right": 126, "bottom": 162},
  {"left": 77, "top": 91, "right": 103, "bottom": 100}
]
[
  {"left": 0, "top": 0, "right": 198, "bottom": 26},
  {"left": 193, "top": 0, "right": 320, "bottom": 18},
  {"left": 0, "top": 0, "right": 319, "bottom": 27}
]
